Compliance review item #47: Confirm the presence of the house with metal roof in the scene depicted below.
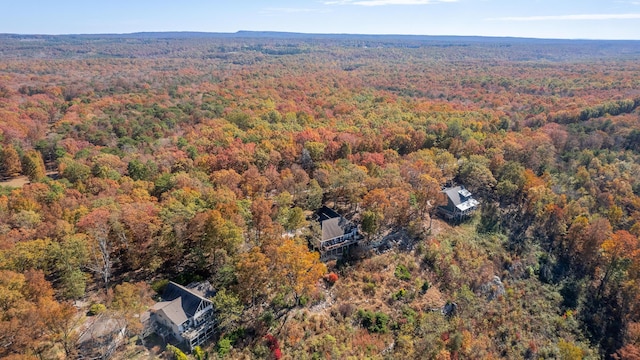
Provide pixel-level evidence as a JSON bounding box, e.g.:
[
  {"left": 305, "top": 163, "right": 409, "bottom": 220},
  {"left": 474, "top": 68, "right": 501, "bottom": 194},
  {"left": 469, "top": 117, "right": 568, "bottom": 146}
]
[
  {"left": 437, "top": 186, "right": 479, "bottom": 221},
  {"left": 313, "top": 206, "right": 359, "bottom": 261},
  {"left": 145, "top": 281, "right": 216, "bottom": 351}
]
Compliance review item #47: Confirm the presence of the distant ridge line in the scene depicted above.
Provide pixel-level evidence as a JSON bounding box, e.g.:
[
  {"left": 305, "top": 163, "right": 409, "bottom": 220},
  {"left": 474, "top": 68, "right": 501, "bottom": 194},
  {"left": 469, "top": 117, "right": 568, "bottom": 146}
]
[{"left": 1, "top": 31, "right": 639, "bottom": 43}]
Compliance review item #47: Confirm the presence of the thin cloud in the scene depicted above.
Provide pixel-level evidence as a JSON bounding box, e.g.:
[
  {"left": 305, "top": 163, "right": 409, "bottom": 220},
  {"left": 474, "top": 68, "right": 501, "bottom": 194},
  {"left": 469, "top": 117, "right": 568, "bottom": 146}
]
[
  {"left": 488, "top": 13, "right": 640, "bottom": 21},
  {"left": 261, "top": 7, "right": 329, "bottom": 15},
  {"left": 325, "top": 0, "right": 457, "bottom": 6}
]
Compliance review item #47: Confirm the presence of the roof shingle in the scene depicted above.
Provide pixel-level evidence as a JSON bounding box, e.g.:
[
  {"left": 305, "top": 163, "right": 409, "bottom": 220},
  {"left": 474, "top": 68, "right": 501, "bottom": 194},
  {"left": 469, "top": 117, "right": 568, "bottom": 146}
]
[{"left": 154, "top": 282, "right": 213, "bottom": 327}]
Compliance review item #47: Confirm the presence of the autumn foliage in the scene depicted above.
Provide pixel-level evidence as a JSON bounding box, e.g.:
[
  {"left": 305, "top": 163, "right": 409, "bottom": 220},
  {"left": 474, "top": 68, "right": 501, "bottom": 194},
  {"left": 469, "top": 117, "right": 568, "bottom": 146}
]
[
  {"left": 1, "top": 34, "right": 640, "bottom": 358},
  {"left": 264, "top": 334, "right": 282, "bottom": 360},
  {"left": 325, "top": 272, "right": 339, "bottom": 285}
]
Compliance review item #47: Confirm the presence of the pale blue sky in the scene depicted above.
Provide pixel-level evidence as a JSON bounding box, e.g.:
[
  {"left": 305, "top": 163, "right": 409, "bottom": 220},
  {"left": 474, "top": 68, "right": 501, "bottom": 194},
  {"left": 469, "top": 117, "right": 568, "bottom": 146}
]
[{"left": 2, "top": 0, "right": 640, "bottom": 39}]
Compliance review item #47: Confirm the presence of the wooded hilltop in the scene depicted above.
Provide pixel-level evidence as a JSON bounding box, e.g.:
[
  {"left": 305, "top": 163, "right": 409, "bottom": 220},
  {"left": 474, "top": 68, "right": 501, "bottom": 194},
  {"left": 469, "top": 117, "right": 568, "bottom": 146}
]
[{"left": 1, "top": 33, "right": 640, "bottom": 359}]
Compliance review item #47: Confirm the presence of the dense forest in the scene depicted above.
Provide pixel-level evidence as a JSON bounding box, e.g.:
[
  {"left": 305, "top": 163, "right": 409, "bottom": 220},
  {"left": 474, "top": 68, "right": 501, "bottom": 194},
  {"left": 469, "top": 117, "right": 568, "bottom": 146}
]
[{"left": 1, "top": 33, "right": 640, "bottom": 359}]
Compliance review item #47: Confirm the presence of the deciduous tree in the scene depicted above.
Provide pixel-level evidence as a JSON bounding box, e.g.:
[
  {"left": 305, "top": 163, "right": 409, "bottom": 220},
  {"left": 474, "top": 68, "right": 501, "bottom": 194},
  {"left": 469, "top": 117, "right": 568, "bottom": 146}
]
[
  {"left": 273, "top": 238, "right": 326, "bottom": 305},
  {"left": 236, "top": 247, "right": 270, "bottom": 305},
  {"left": 0, "top": 144, "right": 22, "bottom": 178},
  {"left": 212, "top": 288, "right": 243, "bottom": 332},
  {"left": 21, "top": 150, "right": 45, "bottom": 182},
  {"left": 77, "top": 208, "right": 114, "bottom": 291}
]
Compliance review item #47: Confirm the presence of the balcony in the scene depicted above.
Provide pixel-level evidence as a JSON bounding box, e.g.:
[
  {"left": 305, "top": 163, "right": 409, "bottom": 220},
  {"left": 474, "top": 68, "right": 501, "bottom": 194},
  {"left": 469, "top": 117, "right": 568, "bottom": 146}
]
[{"left": 321, "top": 232, "right": 359, "bottom": 251}]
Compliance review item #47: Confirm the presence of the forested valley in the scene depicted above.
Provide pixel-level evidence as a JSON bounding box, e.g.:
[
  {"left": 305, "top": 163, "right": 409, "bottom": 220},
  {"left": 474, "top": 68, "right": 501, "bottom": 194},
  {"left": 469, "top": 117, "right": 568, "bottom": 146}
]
[{"left": 1, "top": 33, "right": 640, "bottom": 359}]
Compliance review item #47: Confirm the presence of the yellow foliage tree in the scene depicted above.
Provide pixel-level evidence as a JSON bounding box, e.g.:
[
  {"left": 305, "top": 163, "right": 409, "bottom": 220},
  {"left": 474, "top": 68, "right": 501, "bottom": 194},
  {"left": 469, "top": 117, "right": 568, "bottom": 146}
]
[
  {"left": 21, "top": 150, "right": 45, "bottom": 182},
  {"left": 273, "top": 238, "right": 326, "bottom": 305},
  {"left": 236, "top": 247, "right": 270, "bottom": 305},
  {"left": 558, "top": 339, "right": 584, "bottom": 360}
]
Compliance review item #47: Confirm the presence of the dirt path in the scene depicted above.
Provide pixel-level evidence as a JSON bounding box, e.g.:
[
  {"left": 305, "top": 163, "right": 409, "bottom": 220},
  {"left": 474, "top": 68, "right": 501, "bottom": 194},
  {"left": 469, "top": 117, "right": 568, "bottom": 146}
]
[
  {"left": 0, "top": 175, "right": 29, "bottom": 188},
  {"left": 0, "top": 171, "right": 59, "bottom": 189}
]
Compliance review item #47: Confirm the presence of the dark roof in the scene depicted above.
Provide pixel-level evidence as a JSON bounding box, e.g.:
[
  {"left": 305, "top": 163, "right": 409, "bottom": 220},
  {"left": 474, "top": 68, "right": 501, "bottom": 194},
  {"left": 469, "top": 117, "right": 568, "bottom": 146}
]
[
  {"left": 443, "top": 186, "right": 479, "bottom": 211},
  {"left": 316, "top": 206, "right": 341, "bottom": 222},
  {"left": 156, "top": 282, "right": 213, "bottom": 325},
  {"left": 186, "top": 281, "right": 216, "bottom": 298}
]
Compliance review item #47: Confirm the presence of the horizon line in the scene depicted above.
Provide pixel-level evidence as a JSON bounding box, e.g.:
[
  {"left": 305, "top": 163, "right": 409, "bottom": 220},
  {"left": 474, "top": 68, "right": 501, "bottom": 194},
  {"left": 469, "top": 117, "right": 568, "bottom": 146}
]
[{"left": 1, "top": 30, "right": 639, "bottom": 41}]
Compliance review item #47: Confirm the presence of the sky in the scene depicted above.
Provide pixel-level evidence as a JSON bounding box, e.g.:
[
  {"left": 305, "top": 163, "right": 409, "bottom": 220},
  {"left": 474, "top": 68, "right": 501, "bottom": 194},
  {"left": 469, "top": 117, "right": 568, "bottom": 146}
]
[{"left": 2, "top": 0, "right": 640, "bottom": 40}]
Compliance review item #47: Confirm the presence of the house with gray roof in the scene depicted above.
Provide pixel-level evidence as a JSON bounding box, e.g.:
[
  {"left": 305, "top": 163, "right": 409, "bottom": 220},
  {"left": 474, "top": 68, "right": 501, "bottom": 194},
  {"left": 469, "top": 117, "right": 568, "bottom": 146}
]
[
  {"left": 313, "top": 206, "right": 359, "bottom": 261},
  {"left": 144, "top": 281, "right": 216, "bottom": 351},
  {"left": 437, "top": 185, "right": 479, "bottom": 221}
]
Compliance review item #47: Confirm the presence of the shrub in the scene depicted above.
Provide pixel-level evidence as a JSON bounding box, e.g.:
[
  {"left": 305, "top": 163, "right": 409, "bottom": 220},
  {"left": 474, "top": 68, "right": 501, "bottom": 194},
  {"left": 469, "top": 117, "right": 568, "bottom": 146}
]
[
  {"left": 325, "top": 272, "right": 339, "bottom": 285},
  {"left": 402, "top": 306, "right": 417, "bottom": 326},
  {"left": 363, "top": 282, "right": 376, "bottom": 296},
  {"left": 261, "top": 311, "right": 275, "bottom": 327},
  {"left": 166, "top": 344, "right": 188, "bottom": 360},
  {"left": 217, "top": 338, "right": 232, "bottom": 357},
  {"left": 264, "top": 334, "right": 282, "bottom": 360},
  {"left": 253, "top": 344, "right": 269, "bottom": 358},
  {"left": 224, "top": 327, "right": 246, "bottom": 344},
  {"left": 271, "top": 293, "right": 287, "bottom": 308},
  {"left": 88, "top": 303, "right": 106, "bottom": 316},
  {"left": 394, "top": 264, "right": 411, "bottom": 281},
  {"left": 357, "top": 309, "right": 389, "bottom": 334},
  {"left": 193, "top": 346, "right": 206, "bottom": 360},
  {"left": 448, "top": 332, "right": 463, "bottom": 352},
  {"left": 151, "top": 279, "right": 169, "bottom": 294},
  {"left": 558, "top": 339, "right": 584, "bottom": 360},
  {"left": 393, "top": 288, "right": 408, "bottom": 301},
  {"left": 421, "top": 280, "right": 431, "bottom": 294}
]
